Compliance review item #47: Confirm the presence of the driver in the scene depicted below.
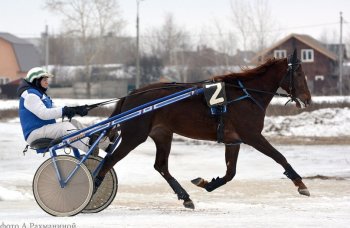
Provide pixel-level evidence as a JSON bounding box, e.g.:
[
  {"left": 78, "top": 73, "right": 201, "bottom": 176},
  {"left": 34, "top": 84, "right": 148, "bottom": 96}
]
[{"left": 17, "top": 67, "right": 95, "bottom": 153}]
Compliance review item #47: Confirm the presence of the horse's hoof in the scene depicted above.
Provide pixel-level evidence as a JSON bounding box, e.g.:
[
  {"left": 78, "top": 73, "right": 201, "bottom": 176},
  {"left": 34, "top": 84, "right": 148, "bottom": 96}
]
[
  {"left": 293, "top": 179, "right": 310, "bottom": 196},
  {"left": 183, "top": 199, "right": 195, "bottom": 209},
  {"left": 298, "top": 187, "right": 310, "bottom": 196},
  {"left": 191, "top": 177, "right": 208, "bottom": 188}
]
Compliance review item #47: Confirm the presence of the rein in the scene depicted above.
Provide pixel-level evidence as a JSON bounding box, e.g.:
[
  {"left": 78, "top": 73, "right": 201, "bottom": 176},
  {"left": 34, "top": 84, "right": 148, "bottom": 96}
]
[
  {"left": 226, "top": 83, "right": 291, "bottom": 98},
  {"left": 85, "top": 99, "right": 119, "bottom": 110},
  {"left": 84, "top": 84, "right": 196, "bottom": 110}
]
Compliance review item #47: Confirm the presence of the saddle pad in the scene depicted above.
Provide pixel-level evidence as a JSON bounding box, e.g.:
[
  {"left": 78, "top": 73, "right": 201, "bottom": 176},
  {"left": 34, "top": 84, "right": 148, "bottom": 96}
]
[{"left": 203, "top": 82, "right": 227, "bottom": 107}]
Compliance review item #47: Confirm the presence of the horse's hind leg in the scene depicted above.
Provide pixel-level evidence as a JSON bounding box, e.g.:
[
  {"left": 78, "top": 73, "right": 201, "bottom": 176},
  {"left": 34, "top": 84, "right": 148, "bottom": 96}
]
[
  {"left": 246, "top": 134, "right": 310, "bottom": 196},
  {"left": 150, "top": 128, "right": 194, "bottom": 209},
  {"left": 192, "top": 144, "right": 240, "bottom": 192}
]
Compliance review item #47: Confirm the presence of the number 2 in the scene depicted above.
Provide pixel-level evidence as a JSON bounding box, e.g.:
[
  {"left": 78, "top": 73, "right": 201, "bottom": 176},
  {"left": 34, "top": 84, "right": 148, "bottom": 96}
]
[{"left": 205, "top": 83, "right": 224, "bottom": 105}]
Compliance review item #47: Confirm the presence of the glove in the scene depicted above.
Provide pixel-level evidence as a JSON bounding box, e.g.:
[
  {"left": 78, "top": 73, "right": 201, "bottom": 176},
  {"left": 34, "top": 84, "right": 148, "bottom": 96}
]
[
  {"left": 62, "top": 106, "right": 76, "bottom": 120},
  {"left": 72, "top": 105, "right": 89, "bottom": 117}
]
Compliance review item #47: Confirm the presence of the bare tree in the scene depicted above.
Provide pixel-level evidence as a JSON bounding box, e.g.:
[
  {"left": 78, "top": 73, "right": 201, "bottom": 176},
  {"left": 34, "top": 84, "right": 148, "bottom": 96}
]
[
  {"left": 142, "top": 13, "right": 192, "bottom": 82},
  {"left": 45, "top": 0, "right": 124, "bottom": 98},
  {"left": 145, "top": 13, "right": 191, "bottom": 65},
  {"left": 347, "top": 32, "right": 350, "bottom": 58},
  {"left": 250, "top": 0, "right": 276, "bottom": 51},
  {"left": 47, "top": 34, "right": 76, "bottom": 66},
  {"left": 319, "top": 29, "right": 338, "bottom": 44},
  {"left": 212, "top": 20, "right": 237, "bottom": 66},
  {"left": 230, "top": 0, "right": 252, "bottom": 52},
  {"left": 139, "top": 55, "right": 163, "bottom": 86},
  {"left": 230, "top": 0, "right": 277, "bottom": 52}
]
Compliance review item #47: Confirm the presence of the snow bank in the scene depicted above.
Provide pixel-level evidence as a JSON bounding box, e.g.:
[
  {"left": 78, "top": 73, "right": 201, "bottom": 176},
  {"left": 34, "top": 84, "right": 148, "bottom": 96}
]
[
  {"left": 0, "top": 186, "right": 31, "bottom": 201},
  {"left": 264, "top": 108, "right": 350, "bottom": 137},
  {"left": 271, "top": 96, "right": 350, "bottom": 105}
]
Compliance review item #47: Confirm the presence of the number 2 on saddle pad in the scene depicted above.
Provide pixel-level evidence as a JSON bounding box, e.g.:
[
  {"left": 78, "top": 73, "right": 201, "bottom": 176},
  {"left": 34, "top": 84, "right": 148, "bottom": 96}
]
[{"left": 203, "top": 82, "right": 227, "bottom": 107}]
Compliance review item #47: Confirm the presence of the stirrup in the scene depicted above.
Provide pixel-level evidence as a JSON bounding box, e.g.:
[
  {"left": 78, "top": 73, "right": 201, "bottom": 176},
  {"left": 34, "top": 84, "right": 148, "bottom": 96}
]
[{"left": 23, "top": 145, "right": 29, "bottom": 156}]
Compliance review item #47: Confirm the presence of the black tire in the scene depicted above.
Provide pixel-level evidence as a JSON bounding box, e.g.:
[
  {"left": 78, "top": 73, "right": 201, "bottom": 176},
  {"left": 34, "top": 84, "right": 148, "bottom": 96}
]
[
  {"left": 82, "top": 156, "right": 118, "bottom": 213},
  {"left": 32, "top": 155, "right": 93, "bottom": 217}
]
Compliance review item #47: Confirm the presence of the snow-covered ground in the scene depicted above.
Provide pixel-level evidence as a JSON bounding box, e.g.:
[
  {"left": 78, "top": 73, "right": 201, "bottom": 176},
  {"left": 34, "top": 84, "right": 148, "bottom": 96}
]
[
  {"left": 1, "top": 96, "right": 350, "bottom": 227},
  {"left": 0, "top": 114, "right": 350, "bottom": 227},
  {"left": 270, "top": 96, "right": 350, "bottom": 105}
]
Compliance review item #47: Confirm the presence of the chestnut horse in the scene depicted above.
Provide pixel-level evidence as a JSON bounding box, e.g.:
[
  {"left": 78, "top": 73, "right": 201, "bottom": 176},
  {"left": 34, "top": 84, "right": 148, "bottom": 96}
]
[{"left": 96, "top": 50, "right": 311, "bottom": 209}]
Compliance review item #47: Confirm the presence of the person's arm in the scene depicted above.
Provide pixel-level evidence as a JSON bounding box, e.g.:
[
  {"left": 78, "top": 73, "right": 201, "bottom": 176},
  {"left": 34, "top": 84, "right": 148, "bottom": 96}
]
[{"left": 22, "top": 91, "right": 62, "bottom": 120}]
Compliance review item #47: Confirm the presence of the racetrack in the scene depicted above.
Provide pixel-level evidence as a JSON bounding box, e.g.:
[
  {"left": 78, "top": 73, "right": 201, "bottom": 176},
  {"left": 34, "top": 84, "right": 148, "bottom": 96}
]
[
  {"left": 1, "top": 177, "right": 349, "bottom": 227},
  {"left": 0, "top": 121, "right": 350, "bottom": 227}
]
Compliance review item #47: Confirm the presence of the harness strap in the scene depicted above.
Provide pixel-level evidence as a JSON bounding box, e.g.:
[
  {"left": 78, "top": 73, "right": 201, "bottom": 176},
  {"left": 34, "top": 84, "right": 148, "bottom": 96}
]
[
  {"left": 225, "top": 141, "right": 243, "bottom": 146},
  {"left": 227, "top": 80, "right": 265, "bottom": 111},
  {"left": 216, "top": 108, "right": 225, "bottom": 143},
  {"left": 226, "top": 83, "right": 291, "bottom": 98}
]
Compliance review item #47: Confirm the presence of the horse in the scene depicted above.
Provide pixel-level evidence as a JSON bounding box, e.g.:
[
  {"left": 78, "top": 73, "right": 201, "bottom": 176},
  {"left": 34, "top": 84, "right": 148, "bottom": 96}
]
[{"left": 95, "top": 49, "right": 312, "bottom": 209}]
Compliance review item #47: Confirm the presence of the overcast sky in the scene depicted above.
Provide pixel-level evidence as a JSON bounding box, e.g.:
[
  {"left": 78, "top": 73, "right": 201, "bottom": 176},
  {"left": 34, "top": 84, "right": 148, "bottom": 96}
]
[{"left": 1, "top": 0, "right": 349, "bottom": 45}]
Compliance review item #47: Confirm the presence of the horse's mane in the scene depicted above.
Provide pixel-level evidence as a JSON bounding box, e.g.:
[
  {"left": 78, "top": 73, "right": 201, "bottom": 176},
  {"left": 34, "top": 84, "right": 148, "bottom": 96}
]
[{"left": 212, "top": 58, "right": 283, "bottom": 82}]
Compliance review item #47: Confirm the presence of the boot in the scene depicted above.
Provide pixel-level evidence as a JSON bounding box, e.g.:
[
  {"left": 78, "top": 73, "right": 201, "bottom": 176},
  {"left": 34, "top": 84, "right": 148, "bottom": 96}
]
[{"left": 93, "top": 175, "right": 105, "bottom": 194}]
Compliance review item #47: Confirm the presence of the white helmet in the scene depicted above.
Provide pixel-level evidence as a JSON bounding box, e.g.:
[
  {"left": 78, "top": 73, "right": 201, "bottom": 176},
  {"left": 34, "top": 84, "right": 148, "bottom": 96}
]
[{"left": 25, "top": 67, "right": 54, "bottom": 83}]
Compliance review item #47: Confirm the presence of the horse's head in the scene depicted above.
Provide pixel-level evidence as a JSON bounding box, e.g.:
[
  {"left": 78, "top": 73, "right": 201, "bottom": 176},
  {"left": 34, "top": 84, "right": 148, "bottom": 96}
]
[{"left": 280, "top": 49, "right": 311, "bottom": 108}]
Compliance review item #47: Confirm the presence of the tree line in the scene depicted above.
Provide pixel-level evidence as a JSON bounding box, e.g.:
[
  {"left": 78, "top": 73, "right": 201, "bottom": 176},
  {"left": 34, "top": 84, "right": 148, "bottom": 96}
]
[{"left": 43, "top": 0, "right": 347, "bottom": 97}]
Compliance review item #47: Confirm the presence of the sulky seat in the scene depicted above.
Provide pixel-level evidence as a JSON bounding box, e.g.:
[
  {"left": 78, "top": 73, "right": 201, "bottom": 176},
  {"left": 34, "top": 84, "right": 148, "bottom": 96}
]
[{"left": 30, "top": 138, "right": 54, "bottom": 150}]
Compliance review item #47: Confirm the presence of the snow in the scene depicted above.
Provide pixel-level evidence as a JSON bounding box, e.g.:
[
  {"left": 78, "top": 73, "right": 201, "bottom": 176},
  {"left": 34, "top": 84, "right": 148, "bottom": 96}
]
[
  {"left": 270, "top": 96, "right": 350, "bottom": 105},
  {"left": 0, "top": 113, "right": 350, "bottom": 227},
  {"left": 264, "top": 108, "right": 350, "bottom": 137}
]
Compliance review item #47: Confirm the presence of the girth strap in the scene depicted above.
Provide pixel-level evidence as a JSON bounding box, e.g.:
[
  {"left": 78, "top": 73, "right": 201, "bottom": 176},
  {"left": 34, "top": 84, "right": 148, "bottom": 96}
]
[
  {"left": 203, "top": 82, "right": 227, "bottom": 143},
  {"left": 215, "top": 107, "right": 225, "bottom": 143}
]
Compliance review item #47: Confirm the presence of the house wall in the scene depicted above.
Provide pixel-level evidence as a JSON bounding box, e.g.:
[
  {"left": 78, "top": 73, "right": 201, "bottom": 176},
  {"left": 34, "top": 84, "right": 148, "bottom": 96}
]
[{"left": 0, "top": 39, "right": 20, "bottom": 83}]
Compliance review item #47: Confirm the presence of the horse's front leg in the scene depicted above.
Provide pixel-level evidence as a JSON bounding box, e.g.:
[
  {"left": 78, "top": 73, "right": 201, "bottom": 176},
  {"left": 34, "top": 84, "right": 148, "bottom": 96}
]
[
  {"left": 245, "top": 134, "right": 310, "bottom": 196},
  {"left": 192, "top": 144, "right": 240, "bottom": 192}
]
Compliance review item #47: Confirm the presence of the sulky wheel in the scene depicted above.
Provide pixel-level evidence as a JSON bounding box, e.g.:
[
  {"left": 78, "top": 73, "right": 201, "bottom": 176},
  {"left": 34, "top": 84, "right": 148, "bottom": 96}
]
[
  {"left": 82, "top": 156, "right": 118, "bottom": 213},
  {"left": 32, "top": 155, "right": 93, "bottom": 216}
]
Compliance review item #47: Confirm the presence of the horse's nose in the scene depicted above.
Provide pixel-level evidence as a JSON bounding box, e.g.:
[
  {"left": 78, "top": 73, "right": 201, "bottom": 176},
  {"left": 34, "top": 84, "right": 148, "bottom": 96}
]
[
  {"left": 299, "top": 93, "right": 311, "bottom": 107},
  {"left": 306, "top": 98, "right": 311, "bottom": 106},
  {"left": 304, "top": 95, "right": 312, "bottom": 106}
]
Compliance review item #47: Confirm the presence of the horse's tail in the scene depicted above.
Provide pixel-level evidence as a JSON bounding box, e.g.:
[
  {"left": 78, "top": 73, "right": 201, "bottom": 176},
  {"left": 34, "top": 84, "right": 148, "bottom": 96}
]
[
  {"left": 106, "top": 97, "right": 125, "bottom": 139},
  {"left": 110, "top": 97, "right": 125, "bottom": 118}
]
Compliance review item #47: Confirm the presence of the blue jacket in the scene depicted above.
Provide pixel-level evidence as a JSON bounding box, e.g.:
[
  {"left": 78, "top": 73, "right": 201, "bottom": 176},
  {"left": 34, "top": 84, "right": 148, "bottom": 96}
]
[{"left": 17, "top": 80, "right": 62, "bottom": 140}]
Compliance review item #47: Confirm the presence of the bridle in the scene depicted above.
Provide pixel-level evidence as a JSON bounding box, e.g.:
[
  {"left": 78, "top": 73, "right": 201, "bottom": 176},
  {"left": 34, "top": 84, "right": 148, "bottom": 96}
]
[{"left": 280, "top": 55, "right": 302, "bottom": 105}]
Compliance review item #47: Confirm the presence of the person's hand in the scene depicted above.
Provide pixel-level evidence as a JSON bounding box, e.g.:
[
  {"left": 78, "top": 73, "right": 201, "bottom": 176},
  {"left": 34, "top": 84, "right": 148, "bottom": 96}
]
[
  {"left": 72, "top": 105, "right": 89, "bottom": 117},
  {"left": 62, "top": 106, "right": 76, "bottom": 120}
]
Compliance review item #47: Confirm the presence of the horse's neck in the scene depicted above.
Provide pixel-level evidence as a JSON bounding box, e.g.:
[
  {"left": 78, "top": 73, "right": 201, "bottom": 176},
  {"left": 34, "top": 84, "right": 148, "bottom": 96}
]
[{"left": 244, "top": 60, "right": 287, "bottom": 109}]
